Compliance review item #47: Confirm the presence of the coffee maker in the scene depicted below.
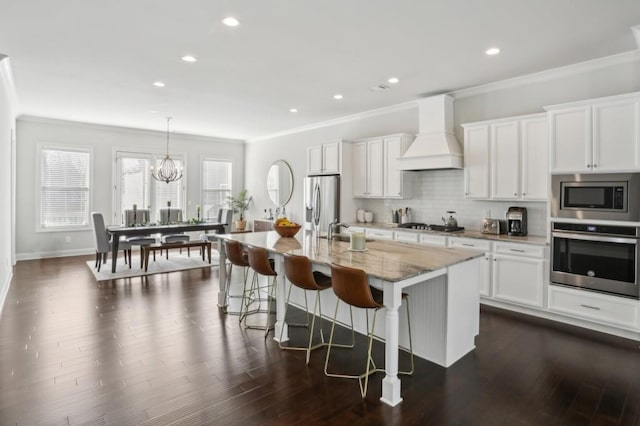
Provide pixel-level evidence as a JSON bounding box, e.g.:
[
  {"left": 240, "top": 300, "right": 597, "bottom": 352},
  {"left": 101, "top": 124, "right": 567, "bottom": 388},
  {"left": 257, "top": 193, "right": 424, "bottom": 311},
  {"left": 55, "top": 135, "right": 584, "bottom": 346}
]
[{"left": 506, "top": 207, "right": 527, "bottom": 236}]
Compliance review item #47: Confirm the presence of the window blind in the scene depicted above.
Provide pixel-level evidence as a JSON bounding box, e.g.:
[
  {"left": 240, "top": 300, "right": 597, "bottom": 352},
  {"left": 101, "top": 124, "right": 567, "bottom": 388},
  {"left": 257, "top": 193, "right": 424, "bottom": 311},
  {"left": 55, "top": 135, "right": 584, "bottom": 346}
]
[
  {"left": 40, "top": 148, "right": 91, "bottom": 228},
  {"left": 202, "top": 159, "right": 232, "bottom": 219}
]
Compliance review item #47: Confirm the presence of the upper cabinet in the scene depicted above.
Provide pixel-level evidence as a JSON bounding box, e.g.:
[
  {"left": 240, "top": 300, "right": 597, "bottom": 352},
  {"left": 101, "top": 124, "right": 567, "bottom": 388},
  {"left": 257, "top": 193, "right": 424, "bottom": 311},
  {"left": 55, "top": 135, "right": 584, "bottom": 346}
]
[
  {"left": 546, "top": 92, "right": 640, "bottom": 173},
  {"left": 462, "top": 113, "right": 548, "bottom": 201},
  {"left": 351, "top": 134, "right": 414, "bottom": 199},
  {"left": 307, "top": 141, "right": 341, "bottom": 175}
]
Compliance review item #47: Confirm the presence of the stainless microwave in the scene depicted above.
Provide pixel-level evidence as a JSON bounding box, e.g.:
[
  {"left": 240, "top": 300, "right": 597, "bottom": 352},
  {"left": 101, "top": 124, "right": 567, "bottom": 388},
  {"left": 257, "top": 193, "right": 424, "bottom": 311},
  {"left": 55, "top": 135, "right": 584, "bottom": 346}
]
[{"left": 551, "top": 173, "right": 640, "bottom": 221}]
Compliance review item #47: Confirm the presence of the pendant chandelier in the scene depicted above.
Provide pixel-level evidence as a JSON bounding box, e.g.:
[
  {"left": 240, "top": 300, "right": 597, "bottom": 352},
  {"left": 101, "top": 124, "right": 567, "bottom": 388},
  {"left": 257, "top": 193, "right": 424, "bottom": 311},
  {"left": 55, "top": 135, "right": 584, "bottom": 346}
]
[{"left": 151, "top": 117, "right": 183, "bottom": 183}]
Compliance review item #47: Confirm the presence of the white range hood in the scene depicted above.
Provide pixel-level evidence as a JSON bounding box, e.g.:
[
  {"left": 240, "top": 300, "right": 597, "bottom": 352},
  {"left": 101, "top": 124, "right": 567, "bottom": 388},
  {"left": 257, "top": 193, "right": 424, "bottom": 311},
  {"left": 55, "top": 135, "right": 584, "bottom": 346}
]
[{"left": 397, "top": 94, "right": 463, "bottom": 170}]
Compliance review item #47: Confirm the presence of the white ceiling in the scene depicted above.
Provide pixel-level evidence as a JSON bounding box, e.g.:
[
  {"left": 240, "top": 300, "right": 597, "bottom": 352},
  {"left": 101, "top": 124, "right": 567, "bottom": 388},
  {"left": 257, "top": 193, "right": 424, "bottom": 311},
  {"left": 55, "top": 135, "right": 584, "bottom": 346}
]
[{"left": 1, "top": 1, "right": 639, "bottom": 141}]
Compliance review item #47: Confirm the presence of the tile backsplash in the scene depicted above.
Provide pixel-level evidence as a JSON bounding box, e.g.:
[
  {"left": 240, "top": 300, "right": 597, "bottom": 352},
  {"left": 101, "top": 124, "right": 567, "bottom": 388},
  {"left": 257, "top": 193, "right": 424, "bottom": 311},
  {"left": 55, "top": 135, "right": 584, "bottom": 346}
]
[{"left": 359, "top": 169, "right": 548, "bottom": 237}]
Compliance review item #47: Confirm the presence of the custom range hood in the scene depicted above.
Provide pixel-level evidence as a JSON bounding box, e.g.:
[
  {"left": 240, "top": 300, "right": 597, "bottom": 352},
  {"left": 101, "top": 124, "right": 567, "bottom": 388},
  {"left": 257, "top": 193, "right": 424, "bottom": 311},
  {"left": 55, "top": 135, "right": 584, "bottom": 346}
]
[{"left": 397, "top": 94, "right": 463, "bottom": 170}]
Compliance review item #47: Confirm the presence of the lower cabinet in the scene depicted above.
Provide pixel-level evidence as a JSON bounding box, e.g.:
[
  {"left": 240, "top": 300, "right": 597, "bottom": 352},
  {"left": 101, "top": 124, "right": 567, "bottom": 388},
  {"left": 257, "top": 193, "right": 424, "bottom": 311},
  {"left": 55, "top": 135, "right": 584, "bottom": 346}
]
[
  {"left": 448, "top": 238, "right": 492, "bottom": 297},
  {"left": 548, "top": 285, "right": 639, "bottom": 330},
  {"left": 492, "top": 254, "right": 545, "bottom": 308},
  {"left": 394, "top": 230, "right": 419, "bottom": 243},
  {"left": 365, "top": 228, "right": 394, "bottom": 240},
  {"left": 491, "top": 242, "right": 546, "bottom": 308}
]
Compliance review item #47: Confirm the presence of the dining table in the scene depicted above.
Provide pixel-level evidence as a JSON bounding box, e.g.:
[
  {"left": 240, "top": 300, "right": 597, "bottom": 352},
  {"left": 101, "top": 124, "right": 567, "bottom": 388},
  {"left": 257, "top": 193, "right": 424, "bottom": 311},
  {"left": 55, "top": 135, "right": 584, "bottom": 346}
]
[
  {"left": 213, "top": 230, "right": 483, "bottom": 406},
  {"left": 106, "top": 222, "right": 226, "bottom": 273}
]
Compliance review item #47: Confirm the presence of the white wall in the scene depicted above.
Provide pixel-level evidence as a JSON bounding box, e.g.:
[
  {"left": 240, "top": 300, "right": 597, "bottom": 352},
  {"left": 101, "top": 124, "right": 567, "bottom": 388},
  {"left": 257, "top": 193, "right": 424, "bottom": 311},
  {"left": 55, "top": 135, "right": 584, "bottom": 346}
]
[
  {"left": 0, "top": 56, "right": 16, "bottom": 312},
  {"left": 16, "top": 117, "right": 244, "bottom": 259},
  {"left": 246, "top": 52, "right": 640, "bottom": 237}
]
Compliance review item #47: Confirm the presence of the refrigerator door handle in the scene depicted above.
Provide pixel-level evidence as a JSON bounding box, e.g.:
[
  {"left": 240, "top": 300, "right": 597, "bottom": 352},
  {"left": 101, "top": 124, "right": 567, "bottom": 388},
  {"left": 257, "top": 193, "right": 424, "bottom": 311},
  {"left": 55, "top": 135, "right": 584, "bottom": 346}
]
[{"left": 313, "top": 182, "right": 321, "bottom": 228}]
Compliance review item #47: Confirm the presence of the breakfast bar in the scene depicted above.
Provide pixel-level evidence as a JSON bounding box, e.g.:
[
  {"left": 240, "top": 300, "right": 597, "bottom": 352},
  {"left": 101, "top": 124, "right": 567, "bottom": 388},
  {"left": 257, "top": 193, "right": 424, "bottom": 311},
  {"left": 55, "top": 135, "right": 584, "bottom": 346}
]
[{"left": 215, "top": 230, "right": 483, "bottom": 406}]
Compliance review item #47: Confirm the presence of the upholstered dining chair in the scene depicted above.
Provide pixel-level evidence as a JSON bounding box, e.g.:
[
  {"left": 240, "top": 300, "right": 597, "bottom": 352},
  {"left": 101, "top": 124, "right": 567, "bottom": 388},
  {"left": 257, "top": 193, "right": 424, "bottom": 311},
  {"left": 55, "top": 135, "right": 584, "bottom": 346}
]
[
  {"left": 124, "top": 209, "right": 150, "bottom": 226},
  {"left": 158, "top": 208, "right": 183, "bottom": 224},
  {"left": 200, "top": 208, "right": 234, "bottom": 243},
  {"left": 91, "top": 212, "right": 131, "bottom": 272}
]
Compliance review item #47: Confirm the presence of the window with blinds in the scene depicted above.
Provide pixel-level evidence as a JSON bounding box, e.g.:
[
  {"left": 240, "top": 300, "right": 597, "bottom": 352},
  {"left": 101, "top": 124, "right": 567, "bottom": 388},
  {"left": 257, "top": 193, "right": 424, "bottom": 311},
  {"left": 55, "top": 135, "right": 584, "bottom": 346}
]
[
  {"left": 39, "top": 147, "right": 91, "bottom": 229},
  {"left": 114, "top": 152, "right": 185, "bottom": 224},
  {"left": 202, "top": 159, "right": 232, "bottom": 220}
]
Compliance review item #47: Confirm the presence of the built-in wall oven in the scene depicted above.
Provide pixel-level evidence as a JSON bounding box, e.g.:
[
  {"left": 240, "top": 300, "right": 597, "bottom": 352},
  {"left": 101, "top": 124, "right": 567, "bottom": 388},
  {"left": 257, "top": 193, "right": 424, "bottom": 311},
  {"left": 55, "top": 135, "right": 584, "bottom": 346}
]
[{"left": 551, "top": 222, "right": 640, "bottom": 299}]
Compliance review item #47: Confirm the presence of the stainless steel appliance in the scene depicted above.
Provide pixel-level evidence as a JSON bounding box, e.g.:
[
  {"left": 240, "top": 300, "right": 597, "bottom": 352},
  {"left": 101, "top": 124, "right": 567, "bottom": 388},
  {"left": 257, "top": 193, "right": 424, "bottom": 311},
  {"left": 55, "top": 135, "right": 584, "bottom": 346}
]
[
  {"left": 304, "top": 175, "right": 340, "bottom": 236},
  {"left": 551, "top": 173, "right": 640, "bottom": 221},
  {"left": 506, "top": 207, "right": 527, "bottom": 236},
  {"left": 551, "top": 222, "right": 640, "bottom": 299},
  {"left": 482, "top": 218, "right": 506, "bottom": 235},
  {"left": 397, "top": 222, "right": 464, "bottom": 232}
]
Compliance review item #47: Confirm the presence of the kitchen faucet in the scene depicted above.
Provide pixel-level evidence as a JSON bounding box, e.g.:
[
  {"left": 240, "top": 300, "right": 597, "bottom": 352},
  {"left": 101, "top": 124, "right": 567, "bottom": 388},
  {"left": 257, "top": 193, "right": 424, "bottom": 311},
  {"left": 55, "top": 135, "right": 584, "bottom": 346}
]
[{"left": 328, "top": 219, "right": 349, "bottom": 240}]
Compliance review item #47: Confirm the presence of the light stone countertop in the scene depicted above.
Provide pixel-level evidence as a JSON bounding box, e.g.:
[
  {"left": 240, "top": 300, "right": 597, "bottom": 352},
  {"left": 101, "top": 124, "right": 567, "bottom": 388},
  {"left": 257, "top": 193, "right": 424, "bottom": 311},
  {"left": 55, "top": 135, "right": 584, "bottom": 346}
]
[
  {"left": 348, "top": 222, "right": 548, "bottom": 246},
  {"left": 216, "top": 230, "right": 483, "bottom": 282}
]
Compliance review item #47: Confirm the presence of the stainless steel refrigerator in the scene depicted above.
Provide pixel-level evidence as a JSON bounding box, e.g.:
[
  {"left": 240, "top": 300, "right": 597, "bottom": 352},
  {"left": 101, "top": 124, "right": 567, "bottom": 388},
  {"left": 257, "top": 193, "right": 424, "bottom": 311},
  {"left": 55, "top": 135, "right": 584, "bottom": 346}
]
[{"left": 303, "top": 175, "right": 340, "bottom": 236}]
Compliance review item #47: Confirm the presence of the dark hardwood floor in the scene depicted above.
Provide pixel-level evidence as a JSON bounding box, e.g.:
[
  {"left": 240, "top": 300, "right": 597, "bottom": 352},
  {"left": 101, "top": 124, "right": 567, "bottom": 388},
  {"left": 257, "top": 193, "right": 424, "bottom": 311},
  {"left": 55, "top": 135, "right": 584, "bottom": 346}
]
[{"left": 1, "top": 256, "right": 640, "bottom": 425}]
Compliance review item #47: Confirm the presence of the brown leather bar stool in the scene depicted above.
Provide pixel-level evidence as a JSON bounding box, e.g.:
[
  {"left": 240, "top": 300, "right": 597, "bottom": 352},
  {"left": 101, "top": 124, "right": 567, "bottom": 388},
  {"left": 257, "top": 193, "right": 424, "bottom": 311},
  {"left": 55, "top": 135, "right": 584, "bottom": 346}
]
[
  {"left": 223, "top": 240, "right": 250, "bottom": 316},
  {"left": 280, "top": 253, "right": 354, "bottom": 364},
  {"left": 325, "top": 263, "right": 414, "bottom": 398},
  {"left": 245, "top": 245, "right": 277, "bottom": 338}
]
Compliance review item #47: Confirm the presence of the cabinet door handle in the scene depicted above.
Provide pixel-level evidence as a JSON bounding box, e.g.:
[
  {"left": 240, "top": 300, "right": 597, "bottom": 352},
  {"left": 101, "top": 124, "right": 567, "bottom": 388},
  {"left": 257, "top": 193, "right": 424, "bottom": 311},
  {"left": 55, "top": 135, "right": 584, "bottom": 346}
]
[
  {"left": 462, "top": 243, "right": 475, "bottom": 247},
  {"left": 509, "top": 248, "right": 525, "bottom": 253},
  {"left": 580, "top": 304, "right": 601, "bottom": 311},
  {"left": 593, "top": 163, "right": 598, "bottom": 168},
  {"left": 587, "top": 164, "right": 592, "bottom": 168},
  {"left": 514, "top": 193, "right": 518, "bottom": 196},
  {"left": 522, "top": 192, "right": 526, "bottom": 196}
]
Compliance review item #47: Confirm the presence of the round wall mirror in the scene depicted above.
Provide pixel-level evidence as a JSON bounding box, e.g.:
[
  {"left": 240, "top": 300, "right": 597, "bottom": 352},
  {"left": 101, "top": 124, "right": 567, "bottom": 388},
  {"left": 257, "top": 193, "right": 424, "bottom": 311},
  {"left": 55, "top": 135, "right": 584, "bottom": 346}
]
[{"left": 266, "top": 160, "right": 294, "bottom": 207}]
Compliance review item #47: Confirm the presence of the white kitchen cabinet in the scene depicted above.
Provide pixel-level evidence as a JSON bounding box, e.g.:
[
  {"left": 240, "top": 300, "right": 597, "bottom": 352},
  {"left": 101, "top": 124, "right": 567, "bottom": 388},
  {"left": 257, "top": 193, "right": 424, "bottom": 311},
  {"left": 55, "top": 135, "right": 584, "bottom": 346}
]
[
  {"left": 352, "top": 139, "right": 383, "bottom": 197},
  {"left": 491, "top": 242, "right": 546, "bottom": 308},
  {"left": 383, "top": 134, "right": 414, "bottom": 198},
  {"left": 592, "top": 99, "right": 639, "bottom": 172},
  {"left": 352, "top": 134, "right": 413, "bottom": 199},
  {"left": 448, "top": 238, "right": 492, "bottom": 297},
  {"left": 418, "top": 234, "right": 448, "bottom": 247},
  {"left": 394, "top": 230, "right": 419, "bottom": 243},
  {"left": 365, "top": 228, "right": 394, "bottom": 240},
  {"left": 464, "top": 113, "right": 547, "bottom": 201},
  {"left": 490, "top": 121, "right": 520, "bottom": 199},
  {"left": 520, "top": 116, "right": 549, "bottom": 200},
  {"left": 463, "top": 124, "right": 490, "bottom": 199},
  {"left": 548, "top": 285, "right": 639, "bottom": 330},
  {"left": 307, "top": 142, "right": 340, "bottom": 175},
  {"left": 546, "top": 92, "right": 640, "bottom": 173}
]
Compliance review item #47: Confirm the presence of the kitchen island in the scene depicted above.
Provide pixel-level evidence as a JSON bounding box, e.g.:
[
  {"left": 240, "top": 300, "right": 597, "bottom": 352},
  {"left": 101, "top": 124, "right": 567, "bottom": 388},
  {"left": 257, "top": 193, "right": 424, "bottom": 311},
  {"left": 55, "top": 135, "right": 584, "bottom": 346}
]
[{"left": 215, "top": 230, "right": 483, "bottom": 406}]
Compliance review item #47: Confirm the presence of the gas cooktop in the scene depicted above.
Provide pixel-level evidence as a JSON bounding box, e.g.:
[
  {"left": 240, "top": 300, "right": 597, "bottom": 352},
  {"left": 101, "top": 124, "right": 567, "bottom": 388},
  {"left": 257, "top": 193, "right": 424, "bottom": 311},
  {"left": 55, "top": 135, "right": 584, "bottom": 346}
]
[{"left": 398, "top": 222, "right": 465, "bottom": 232}]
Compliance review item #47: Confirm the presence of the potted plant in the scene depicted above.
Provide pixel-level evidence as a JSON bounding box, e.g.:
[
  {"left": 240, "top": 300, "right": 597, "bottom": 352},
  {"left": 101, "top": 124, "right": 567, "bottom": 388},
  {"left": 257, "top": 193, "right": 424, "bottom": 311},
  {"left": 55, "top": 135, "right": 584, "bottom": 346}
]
[{"left": 227, "top": 189, "right": 252, "bottom": 231}]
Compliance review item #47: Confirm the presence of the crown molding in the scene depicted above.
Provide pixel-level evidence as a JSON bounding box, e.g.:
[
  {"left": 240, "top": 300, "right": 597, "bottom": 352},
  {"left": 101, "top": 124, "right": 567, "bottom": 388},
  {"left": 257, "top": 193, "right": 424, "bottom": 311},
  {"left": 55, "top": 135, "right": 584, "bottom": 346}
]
[
  {"left": 451, "top": 49, "right": 640, "bottom": 99},
  {"left": 248, "top": 100, "right": 417, "bottom": 143}
]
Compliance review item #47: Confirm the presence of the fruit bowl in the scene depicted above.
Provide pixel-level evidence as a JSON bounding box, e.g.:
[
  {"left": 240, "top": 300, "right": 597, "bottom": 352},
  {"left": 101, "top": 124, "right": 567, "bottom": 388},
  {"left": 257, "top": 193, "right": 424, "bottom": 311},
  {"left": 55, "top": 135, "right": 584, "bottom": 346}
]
[{"left": 274, "top": 223, "right": 301, "bottom": 238}]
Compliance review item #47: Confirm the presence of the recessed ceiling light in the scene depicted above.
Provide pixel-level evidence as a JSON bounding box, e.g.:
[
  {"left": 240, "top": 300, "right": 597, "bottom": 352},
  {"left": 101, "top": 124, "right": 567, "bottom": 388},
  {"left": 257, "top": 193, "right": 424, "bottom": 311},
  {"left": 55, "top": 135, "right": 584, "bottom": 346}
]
[
  {"left": 388, "top": 77, "right": 399, "bottom": 84},
  {"left": 222, "top": 17, "right": 239, "bottom": 27},
  {"left": 333, "top": 94, "right": 343, "bottom": 100},
  {"left": 153, "top": 81, "right": 166, "bottom": 87},
  {"left": 181, "top": 55, "right": 197, "bottom": 63},
  {"left": 289, "top": 108, "right": 298, "bottom": 113},
  {"left": 485, "top": 47, "right": 501, "bottom": 56}
]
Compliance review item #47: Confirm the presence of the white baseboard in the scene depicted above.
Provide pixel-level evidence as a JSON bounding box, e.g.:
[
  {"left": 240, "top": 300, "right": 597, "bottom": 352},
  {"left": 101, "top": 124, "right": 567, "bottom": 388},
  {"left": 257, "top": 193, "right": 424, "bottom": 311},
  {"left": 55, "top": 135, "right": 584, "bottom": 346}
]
[
  {"left": 16, "top": 248, "right": 94, "bottom": 261},
  {"left": 0, "top": 269, "right": 13, "bottom": 318}
]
